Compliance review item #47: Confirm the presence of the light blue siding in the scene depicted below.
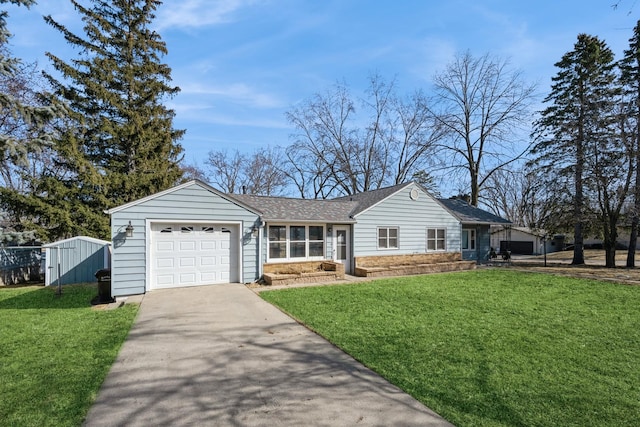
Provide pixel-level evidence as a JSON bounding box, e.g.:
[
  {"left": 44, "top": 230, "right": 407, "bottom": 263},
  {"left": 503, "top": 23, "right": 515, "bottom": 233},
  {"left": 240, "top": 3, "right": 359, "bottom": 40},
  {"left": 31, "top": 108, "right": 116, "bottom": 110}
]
[
  {"left": 352, "top": 185, "right": 460, "bottom": 256},
  {"left": 44, "top": 237, "right": 110, "bottom": 286},
  {"left": 110, "top": 183, "right": 259, "bottom": 296}
]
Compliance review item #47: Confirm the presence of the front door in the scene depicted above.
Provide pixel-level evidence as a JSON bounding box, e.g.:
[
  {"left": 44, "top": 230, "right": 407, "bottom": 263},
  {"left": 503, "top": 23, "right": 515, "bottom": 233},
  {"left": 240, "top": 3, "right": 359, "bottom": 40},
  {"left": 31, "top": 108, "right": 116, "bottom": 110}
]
[{"left": 333, "top": 226, "right": 350, "bottom": 274}]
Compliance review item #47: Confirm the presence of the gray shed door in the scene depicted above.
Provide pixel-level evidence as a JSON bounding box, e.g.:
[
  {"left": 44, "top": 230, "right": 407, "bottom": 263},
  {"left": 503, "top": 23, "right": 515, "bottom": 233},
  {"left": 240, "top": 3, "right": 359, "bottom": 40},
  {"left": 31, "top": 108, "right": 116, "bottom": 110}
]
[{"left": 151, "top": 223, "right": 232, "bottom": 290}]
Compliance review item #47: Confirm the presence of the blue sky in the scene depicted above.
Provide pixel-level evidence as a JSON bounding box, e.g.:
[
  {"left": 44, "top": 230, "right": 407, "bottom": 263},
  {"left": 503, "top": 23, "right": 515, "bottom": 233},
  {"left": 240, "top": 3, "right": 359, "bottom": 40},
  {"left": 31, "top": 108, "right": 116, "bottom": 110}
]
[{"left": 4, "top": 0, "right": 640, "bottom": 169}]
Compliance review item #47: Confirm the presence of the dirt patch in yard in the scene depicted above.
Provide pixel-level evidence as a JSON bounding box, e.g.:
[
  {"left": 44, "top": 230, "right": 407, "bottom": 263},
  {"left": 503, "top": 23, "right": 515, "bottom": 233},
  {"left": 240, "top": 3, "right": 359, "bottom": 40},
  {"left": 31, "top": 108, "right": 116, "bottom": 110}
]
[{"left": 508, "top": 249, "right": 640, "bottom": 286}]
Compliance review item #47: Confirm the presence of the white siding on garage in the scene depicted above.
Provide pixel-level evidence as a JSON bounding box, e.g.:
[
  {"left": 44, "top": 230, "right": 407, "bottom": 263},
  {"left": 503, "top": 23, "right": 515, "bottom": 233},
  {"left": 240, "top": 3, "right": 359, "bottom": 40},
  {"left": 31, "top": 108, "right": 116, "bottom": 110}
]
[
  {"left": 109, "top": 182, "right": 259, "bottom": 297},
  {"left": 352, "top": 185, "right": 460, "bottom": 257}
]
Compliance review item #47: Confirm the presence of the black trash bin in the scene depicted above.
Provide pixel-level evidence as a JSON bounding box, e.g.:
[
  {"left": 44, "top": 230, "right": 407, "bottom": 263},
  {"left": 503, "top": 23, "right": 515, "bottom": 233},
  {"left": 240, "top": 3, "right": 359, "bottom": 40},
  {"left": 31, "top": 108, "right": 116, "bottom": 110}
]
[{"left": 92, "top": 268, "right": 115, "bottom": 305}]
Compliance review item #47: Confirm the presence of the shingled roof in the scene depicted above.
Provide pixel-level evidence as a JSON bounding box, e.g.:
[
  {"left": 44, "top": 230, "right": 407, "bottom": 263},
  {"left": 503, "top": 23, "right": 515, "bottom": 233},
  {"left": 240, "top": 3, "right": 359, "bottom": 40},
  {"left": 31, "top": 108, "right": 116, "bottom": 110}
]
[
  {"left": 229, "top": 194, "right": 358, "bottom": 223},
  {"left": 332, "top": 182, "right": 413, "bottom": 216},
  {"left": 438, "top": 198, "right": 511, "bottom": 225}
]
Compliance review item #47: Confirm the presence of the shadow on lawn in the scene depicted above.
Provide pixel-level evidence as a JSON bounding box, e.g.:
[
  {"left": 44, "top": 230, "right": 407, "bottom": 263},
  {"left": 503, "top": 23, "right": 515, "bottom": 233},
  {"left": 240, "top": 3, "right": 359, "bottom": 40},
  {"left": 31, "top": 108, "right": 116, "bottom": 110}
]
[{"left": 0, "top": 284, "right": 98, "bottom": 310}]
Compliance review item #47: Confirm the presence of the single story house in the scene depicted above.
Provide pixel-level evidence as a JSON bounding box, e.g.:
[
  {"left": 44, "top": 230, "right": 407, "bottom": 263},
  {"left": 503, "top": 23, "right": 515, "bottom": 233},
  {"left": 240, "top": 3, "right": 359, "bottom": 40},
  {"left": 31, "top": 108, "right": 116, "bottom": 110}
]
[{"left": 106, "top": 180, "right": 509, "bottom": 296}]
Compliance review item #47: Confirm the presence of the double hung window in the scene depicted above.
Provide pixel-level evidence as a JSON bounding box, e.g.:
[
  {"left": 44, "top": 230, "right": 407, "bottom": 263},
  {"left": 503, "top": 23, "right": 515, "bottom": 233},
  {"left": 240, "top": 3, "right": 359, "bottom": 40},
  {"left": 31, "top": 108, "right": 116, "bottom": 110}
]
[
  {"left": 378, "top": 227, "right": 398, "bottom": 249},
  {"left": 427, "top": 228, "right": 446, "bottom": 251}
]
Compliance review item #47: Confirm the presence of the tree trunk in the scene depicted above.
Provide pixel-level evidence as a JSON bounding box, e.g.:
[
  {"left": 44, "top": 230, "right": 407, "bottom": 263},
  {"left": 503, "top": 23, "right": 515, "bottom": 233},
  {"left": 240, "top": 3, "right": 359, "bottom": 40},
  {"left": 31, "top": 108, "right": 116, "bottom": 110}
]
[
  {"left": 572, "top": 222, "right": 585, "bottom": 265},
  {"left": 627, "top": 135, "right": 640, "bottom": 267},
  {"left": 627, "top": 216, "right": 638, "bottom": 267},
  {"left": 572, "top": 135, "right": 585, "bottom": 265},
  {"left": 605, "top": 246, "right": 617, "bottom": 268}
]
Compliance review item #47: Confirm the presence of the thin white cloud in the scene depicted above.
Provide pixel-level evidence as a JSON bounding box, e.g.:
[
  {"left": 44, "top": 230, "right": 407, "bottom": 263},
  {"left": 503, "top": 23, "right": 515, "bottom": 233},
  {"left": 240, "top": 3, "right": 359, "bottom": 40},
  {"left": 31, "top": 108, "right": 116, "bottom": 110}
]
[
  {"left": 155, "top": 0, "right": 259, "bottom": 30},
  {"left": 408, "top": 37, "right": 457, "bottom": 83},
  {"left": 179, "top": 82, "right": 283, "bottom": 109},
  {"left": 168, "top": 101, "right": 288, "bottom": 129}
]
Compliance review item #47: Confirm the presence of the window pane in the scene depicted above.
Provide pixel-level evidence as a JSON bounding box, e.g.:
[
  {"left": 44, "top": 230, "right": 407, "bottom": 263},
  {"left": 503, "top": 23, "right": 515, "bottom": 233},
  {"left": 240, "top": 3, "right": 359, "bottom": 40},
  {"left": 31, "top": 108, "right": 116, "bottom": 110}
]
[
  {"left": 309, "top": 242, "right": 324, "bottom": 257},
  {"left": 437, "top": 229, "right": 445, "bottom": 239},
  {"left": 388, "top": 237, "right": 398, "bottom": 248},
  {"left": 379, "top": 238, "right": 387, "bottom": 248},
  {"left": 290, "top": 242, "right": 306, "bottom": 258},
  {"left": 269, "top": 243, "right": 286, "bottom": 258},
  {"left": 269, "top": 226, "right": 286, "bottom": 241},
  {"left": 378, "top": 228, "right": 388, "bottom": 239},
  {"left": 309, "top": 226, "right": 324, "bottom": 241},
  {"left": 427, "top": 229, "right": 435, "bottom": 239},
  {"left": 437, "top": 239, "right": 445, "bottom": 250},
  {"left": 290, "top": 226, "right": 306, "bottom": 241},
  {"left": 427, "top": 240, "right": 436, "bottom": 251},
  {"left": 462, "top": 230, "right": 469, "bottom": 250},
  {"left": 389, "top": 228, "right": 398, "bottom": 238}
]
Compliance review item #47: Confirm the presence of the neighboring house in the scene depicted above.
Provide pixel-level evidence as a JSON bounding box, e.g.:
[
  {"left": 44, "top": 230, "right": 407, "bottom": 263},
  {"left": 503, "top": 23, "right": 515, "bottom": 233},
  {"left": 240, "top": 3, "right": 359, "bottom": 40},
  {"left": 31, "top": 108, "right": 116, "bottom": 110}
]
[
  {"left": 106, "top": 180, "right": 507, "bottom": 297},
  {"left": 43, "top": 236, "right": 111, "bottom": 286},
  {"left": 438, "top": 198, "right": 512, "bottom": 262},
  {"left": 489, "top": 226, "right": 565, "bottom": 255}
]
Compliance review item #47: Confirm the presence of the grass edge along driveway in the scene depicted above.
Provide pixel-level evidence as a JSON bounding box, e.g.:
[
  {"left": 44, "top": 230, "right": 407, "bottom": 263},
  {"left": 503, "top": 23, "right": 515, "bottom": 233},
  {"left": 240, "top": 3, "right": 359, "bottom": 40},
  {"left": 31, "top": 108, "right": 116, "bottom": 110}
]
[
  {"left": 0, "top": 284, "right": 139, "bottom": 427},
  {"left": 260, "top": 270, "right": 640, "bottom": 427}
]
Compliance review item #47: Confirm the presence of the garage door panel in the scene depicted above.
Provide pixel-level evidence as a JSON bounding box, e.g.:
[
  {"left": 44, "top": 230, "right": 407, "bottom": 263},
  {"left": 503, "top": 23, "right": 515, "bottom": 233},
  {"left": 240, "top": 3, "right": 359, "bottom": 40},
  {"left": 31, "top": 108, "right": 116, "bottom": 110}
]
[
  {"left": 201, "top": 241, "right": 215, "bottom": 250},
  {"left": 201, "top": 272, "right": 215, "bottom": 282},
  {"left": 157, "top": 241, "right": 174, "bottom": 251},
  {"left": 179, "top": 257, "right": 195, "bottom": 267},
  {"left": 151, "top": 223, "right": 235, "bottom": 290},
  {"left": 200, "top": 257, "right": 215, "bottom": 266},
  {"left": 156, "top": 257, "right": 174, "bottom": 268},
  {"left": 156, "top": 274, "right": 174, "bottom": 286},
  {"left": 179, "top": 241, "right": 196, "bottom": 251}
]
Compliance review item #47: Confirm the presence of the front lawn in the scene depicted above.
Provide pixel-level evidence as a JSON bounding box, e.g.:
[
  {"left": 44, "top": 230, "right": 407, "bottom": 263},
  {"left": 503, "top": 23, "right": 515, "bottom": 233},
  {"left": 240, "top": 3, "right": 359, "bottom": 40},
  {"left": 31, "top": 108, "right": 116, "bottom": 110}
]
[
  {"left": 0, "top": 284, "right": 138, "bottom": 427},
  {"left": 261, "top": 270, "right": 640, "bottom": 426}
]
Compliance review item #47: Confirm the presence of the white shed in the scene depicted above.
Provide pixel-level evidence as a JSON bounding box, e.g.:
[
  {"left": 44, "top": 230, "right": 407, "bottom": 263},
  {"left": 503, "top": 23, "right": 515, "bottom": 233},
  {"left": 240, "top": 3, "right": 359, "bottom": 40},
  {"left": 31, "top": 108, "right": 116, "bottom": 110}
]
[{"left": 43, "top": 236, "right": 111, "bottom": 286}]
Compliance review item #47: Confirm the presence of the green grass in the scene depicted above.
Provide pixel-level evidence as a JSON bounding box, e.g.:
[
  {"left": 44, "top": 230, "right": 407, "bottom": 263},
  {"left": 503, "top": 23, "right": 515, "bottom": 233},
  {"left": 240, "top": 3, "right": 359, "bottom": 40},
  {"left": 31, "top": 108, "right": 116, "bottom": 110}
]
[
  {"left": 261, "top": 270, "right": 640, "bottom": 427},
  {"left": 0, "top": 284, "right": 139, "bottom": 427}
]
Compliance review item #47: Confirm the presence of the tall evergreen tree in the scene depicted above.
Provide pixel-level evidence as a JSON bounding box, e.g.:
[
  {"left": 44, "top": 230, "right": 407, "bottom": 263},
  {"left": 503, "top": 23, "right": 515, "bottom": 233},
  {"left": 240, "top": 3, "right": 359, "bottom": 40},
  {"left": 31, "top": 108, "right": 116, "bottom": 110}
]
[
  {"left": 619, "top": 20, "right": 640, "bottom": 267},
  {"left": 14, "top": 0, "right": 184, "bottom": 240},
  {"left": 0, "top": 0, "right": 55, "bottom": 162},
  {"left": 530, "top": 34, "right": 618, "bottom": 265},
  {"left": 0, "top": 0, "right": 58, "bottom": 238}
]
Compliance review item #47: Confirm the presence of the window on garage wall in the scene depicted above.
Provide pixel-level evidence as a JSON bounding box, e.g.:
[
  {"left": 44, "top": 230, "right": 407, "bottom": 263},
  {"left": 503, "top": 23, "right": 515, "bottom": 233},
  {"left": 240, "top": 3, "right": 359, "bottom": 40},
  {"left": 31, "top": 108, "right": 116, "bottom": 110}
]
[{"left": 268, "top": 225, "right": 325, "bottom": 261}]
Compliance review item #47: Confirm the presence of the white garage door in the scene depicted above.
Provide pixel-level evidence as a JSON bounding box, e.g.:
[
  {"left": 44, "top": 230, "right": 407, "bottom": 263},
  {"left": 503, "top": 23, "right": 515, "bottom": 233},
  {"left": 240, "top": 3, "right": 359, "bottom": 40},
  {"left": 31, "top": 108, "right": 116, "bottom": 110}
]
[{"left": 151, "top": 223, "right": 234, "bottom": 289}]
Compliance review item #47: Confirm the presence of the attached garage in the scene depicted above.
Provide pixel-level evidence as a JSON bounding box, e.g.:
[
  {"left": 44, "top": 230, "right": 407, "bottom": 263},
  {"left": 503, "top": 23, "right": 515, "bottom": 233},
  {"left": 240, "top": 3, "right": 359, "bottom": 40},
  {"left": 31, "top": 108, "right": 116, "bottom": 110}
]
[
  {"left": 107, "top": 180, "right": 261, "bottom": 297},
  {"left": 150, "top": 223, "right": 239, "bottom": 290}
]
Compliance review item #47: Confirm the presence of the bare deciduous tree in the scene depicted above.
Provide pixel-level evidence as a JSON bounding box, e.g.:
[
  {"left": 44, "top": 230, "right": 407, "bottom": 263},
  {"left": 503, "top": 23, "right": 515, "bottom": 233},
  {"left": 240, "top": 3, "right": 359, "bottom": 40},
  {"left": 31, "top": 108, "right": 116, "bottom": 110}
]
[
  {"left": 205, "top": 147, "right": 286, "bottom": 196},
  {"left": 285, "top": 75, "right": 443, "bottom": 198},
  {"left": 430, "top": 51, "right": 537, "bottom": 206},
  {"left": 481, "top": 167, "right": 546, "bottom": 228}
]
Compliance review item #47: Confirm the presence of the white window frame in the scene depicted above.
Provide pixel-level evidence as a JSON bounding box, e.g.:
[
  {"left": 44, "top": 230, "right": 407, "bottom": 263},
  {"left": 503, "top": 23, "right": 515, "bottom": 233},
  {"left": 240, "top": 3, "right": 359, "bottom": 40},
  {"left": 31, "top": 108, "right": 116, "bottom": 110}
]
[
  {"left": 377, "top": 227, "right": 399, "bottom": 250},
  {"left": 426, "top": 228, "right": 446, "bottom": 251},
  {"left": 462, "top": 228, "right": 476, "bottom": 251},
  {"left": 267, "top": 224, "right": 326, "bottom": 261}
]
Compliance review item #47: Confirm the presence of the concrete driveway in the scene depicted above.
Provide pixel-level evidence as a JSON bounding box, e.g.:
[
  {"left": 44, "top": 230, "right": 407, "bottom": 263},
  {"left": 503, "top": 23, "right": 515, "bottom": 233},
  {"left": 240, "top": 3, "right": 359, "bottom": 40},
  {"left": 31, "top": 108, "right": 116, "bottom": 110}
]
[{"left": 83, "top": 284, "right": 453, "bottom": 426}]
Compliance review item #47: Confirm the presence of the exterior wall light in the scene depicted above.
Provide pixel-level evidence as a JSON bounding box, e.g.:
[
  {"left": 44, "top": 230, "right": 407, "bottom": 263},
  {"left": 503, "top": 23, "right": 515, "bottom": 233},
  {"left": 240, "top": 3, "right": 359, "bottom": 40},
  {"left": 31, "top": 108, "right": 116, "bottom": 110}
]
[{"left": 125, "top": 221, "right": 134, "bottom": 238}]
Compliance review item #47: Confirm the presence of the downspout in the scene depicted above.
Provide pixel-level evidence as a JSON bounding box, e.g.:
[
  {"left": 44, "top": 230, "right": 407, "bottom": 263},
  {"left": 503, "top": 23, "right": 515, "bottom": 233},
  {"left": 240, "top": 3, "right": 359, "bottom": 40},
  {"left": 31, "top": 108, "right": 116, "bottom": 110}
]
[{"left": 257, "top": 219, "right": 264, "bottom": 280}]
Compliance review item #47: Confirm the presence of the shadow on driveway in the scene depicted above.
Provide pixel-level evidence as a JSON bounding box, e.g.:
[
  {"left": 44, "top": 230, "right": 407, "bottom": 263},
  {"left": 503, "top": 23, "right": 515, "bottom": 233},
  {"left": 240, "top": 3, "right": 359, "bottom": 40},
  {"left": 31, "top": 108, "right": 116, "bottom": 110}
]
[{"left": 83, "top": 284, "right": 452, "bottom": 426}]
